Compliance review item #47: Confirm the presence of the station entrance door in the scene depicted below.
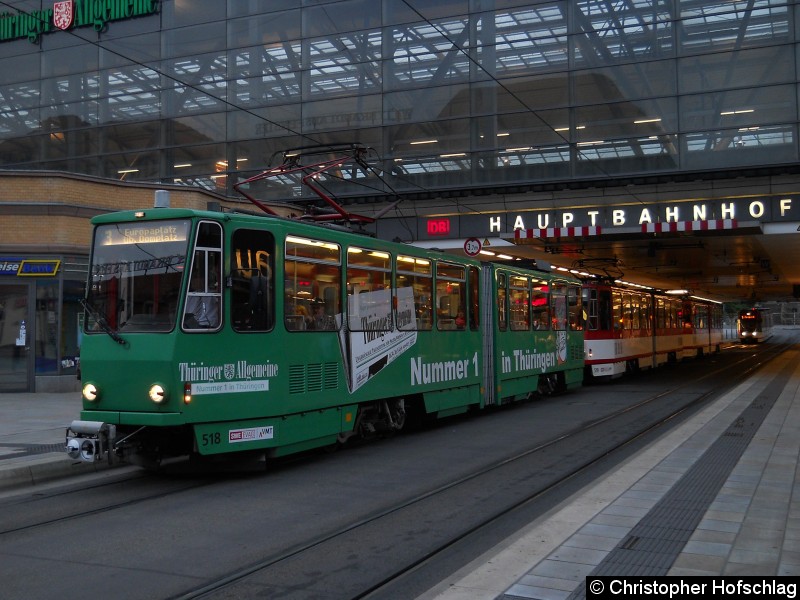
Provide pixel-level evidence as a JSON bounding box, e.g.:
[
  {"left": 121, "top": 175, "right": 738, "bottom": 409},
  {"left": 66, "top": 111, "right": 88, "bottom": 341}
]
[{"left": 0, "top": 283, "right": 33, "bottom": 392}]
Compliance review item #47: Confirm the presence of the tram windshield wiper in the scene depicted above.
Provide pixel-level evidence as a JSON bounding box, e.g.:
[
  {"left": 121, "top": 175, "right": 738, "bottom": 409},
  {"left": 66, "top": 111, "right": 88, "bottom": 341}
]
[{"left": 80, "top": 298, "right": 127, "bottom": 346}]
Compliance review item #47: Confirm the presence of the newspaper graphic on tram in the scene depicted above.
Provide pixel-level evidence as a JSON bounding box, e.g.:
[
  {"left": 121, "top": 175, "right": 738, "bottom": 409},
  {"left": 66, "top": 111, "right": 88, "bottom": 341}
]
[{"left": 339, "top": 286, "right": 417, "bottom": 392}]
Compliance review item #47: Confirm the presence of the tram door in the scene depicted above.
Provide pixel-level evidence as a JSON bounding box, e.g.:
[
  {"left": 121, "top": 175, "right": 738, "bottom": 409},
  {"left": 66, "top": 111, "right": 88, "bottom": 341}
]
[{"left": 0, "top": 284, "right": 34, "bottom": 392}]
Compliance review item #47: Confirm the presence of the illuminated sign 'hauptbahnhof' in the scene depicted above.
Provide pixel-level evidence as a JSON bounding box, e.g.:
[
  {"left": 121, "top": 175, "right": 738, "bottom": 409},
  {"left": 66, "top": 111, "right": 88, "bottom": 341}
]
[
  {"left": 489, "top": 195, "right": 799, "bottom": 233},
  {"left": 415, "top": 194, "right": 800, "bottom": 241}
]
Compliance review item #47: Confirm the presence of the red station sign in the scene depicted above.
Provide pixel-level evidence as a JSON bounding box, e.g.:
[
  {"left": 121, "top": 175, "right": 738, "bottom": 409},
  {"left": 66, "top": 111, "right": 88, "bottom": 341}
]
[{"left": 426, "top": 218, "right": 451, "bottom": 236}]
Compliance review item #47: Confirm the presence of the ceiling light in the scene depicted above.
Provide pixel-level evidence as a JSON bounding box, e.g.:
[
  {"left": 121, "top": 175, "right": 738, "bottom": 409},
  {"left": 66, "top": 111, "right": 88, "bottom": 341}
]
[{"left": 720, "top": 109, "right": 754, "bottom": 116}]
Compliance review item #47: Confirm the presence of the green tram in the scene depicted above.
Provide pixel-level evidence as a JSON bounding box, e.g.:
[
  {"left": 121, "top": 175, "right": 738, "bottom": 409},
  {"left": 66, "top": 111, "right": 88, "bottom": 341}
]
[{"left": 66, "top": 207, "right": 584, "bottom": 466}]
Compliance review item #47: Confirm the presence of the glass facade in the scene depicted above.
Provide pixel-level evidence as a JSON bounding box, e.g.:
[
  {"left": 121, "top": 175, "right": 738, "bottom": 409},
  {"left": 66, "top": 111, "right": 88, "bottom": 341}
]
[{"left": 0, "top": 0, "right": 796, "bottom": 201}]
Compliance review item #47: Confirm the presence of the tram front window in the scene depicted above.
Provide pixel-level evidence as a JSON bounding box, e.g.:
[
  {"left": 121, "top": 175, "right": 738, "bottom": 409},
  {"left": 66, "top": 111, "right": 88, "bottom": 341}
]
[
  {"left": 86, "top": 220, "right": 190, "bottom": 333},
  {"left": 740, "top": 319, "right": 757, "bottom": 333}
]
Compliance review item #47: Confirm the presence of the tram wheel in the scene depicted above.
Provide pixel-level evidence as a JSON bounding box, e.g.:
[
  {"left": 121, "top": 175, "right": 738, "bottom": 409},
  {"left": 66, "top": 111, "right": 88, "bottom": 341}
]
[{"left": 392, "top": 400, "right": 407, "bottom": 431}]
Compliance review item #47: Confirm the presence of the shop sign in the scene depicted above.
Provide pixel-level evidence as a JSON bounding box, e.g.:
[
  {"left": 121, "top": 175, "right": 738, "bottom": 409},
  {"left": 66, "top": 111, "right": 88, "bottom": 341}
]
[
  {"left": 0, "top": 258, "right": 61, "bottom": 277},
  {"left": 0, "top": 0, "right": 159, "bottom": 44}
]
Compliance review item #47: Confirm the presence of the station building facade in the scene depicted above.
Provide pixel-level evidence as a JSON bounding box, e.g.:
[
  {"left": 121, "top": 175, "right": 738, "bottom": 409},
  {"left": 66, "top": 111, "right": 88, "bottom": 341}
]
[
  {"left": 0, "top": 172, "right": 234, "bottom": 392},
  {"left": 1, "top": 0, "right": 799, "bottom": 389}
]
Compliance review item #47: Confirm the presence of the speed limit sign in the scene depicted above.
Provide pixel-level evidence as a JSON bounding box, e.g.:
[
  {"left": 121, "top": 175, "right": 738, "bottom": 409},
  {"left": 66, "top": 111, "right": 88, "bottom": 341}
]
[{"left": 463, "top": 237, "right": 482, "bottom": 256}]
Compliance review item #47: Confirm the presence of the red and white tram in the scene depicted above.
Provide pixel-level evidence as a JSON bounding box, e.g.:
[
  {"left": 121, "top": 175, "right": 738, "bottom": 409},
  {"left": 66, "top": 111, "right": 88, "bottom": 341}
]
[{"left": 582, "top": 281, "right": 723, "bottom": 379}]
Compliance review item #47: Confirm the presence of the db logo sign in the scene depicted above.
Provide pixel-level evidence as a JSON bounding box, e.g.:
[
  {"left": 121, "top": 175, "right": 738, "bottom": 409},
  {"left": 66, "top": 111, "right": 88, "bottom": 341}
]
[{"left": 426, "top": 218, "right": 450, "bottom": 236}]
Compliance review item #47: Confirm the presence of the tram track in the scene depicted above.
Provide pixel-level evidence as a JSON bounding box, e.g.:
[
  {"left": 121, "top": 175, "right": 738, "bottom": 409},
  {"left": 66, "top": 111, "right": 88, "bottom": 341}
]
[
  {"left": 165, "top": 341, "right": 792, "bottom": 600},
  {"left": 0, "top": 470, "right": 211, "bottom": 536},
  {"left": 0, "top": 341, "right": 790, "bottom": 599}
]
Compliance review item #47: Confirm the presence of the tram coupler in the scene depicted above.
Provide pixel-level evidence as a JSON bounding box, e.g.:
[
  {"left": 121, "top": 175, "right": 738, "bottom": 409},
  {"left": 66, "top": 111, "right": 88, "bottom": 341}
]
[{"left": 65, "top": 420, "right": 117, "bottom": 464}]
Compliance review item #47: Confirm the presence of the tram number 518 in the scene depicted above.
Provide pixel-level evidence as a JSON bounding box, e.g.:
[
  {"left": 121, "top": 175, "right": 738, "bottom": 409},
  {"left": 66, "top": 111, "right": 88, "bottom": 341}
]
[{"left": 202, "top": 432, "right": 221, "bottom": 446}]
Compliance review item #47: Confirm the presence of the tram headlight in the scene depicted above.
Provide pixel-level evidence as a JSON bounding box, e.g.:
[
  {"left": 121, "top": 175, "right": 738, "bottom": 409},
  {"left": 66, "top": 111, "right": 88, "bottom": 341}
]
[
  {"left": 149, "top": 384, "right": 167, "bottom": 404},
  {"left": 82, "top": 383, "right": 99, "bottom": 402},
  {"left": 66, "top": 437, "right": 100, "bottom": 461},
  {"left": 66, "top": 437, "right": 82, "bottom": 459}
]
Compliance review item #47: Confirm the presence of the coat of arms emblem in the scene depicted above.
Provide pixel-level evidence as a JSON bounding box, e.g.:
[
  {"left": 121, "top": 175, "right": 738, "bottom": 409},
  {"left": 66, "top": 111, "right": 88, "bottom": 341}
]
[{"left": 53, "top": 1, "right": 75, "bottom": 31}]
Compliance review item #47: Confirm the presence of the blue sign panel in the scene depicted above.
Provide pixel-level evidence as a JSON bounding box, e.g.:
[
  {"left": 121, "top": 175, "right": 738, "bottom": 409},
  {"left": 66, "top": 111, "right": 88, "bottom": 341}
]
[{"left": 0, "top": 258, "right": 60, "bottom": 276}]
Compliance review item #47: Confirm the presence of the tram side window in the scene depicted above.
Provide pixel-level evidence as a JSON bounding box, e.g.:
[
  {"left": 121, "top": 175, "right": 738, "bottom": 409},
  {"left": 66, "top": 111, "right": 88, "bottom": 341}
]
[
  {"left": 613, "top": 291, "right": 623, "bottom": 330},
  {"left": 666, "top": 298, "right": 674, "bottom": 329},
  {"left": 231, "top": 229, "right": 274, "bottom": 332},
  {"left": 436, "top": 262, "right": 466, "bottom": 330},
  {"left": 598, "top": 290, "right": 612, "bottom": 330},
  {"left": 631, "top": 294, "right": 641, "bottom": 330},
  {"left": 509, "top": 276, "right": 529, "bottom": 331},
  {"left": 682, "top": 302, "right": 693, "bottom": 329},
  {"left": 656, "top": 297, "right": 665, "bottom": 329},
  {"left": 641, "top": 294, "right": 652, "bottom": 331},
  {"left": 396, "top": 255, "right": 432, "bottom": 331},
  {"left": 694, "top": 305, "right": 707, "bottom": 330},
  {"left": 497, "top": 273, "right": 507, "bottom": 331},
  {"left": 183, "top": 222, "right": 223, "bottom": 331},
  {"left": 663, "top": 300, "right": 670, "bottom": 329},
  {"left": 551, "top": 284, "right": 568, "bottom": 331},
  {"left": 568, "top": 285, "right": 582, "bottom": 330},
  {"left": 671, "top": 300, "right": 680, "bottom": 329},
  {"left": 582, "top": 288, "right": 597, "bottom": 330},
  {"left": 347, "top": 247, "right": 392, "bottom": 332},
  {"left": 622, "top": 292, "right": 633, "bottom": 330},
  {"left": 531, "top": 279, "right": 549, "bottom": 330},
  {"left": 284, "top": 235, "right": 341, "bottom": 331}
]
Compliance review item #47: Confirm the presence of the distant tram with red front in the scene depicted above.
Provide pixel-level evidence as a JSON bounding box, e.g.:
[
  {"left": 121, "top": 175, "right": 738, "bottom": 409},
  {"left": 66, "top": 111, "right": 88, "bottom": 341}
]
[{"left": 737, "top": 308, "right": 773, "bottom": 343}]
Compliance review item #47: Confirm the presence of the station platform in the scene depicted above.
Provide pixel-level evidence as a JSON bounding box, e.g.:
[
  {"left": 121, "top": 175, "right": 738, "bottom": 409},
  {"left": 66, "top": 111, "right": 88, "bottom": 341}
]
[
  {"left": 1, "top": 333, "right": 799, "bottom": 598},
  {"left": 421, "top": 331, "right": 800, "bottom": 600}
]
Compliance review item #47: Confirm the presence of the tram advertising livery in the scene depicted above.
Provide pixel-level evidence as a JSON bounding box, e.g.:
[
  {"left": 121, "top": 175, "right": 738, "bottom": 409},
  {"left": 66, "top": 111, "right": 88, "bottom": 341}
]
[
  {"left": 66, "top": 208, "right": 584, "bottom": 466},
  {"left": 65, "top": 145, "right": 725, "bottom": 467}
]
